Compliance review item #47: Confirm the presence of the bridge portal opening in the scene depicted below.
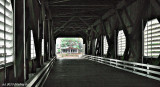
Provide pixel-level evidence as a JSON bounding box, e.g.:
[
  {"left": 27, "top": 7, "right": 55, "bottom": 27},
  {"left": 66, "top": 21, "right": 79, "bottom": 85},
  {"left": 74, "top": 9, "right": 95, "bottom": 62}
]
[{"left": 56, "top": 37, "right": 84, "bottom": 59}]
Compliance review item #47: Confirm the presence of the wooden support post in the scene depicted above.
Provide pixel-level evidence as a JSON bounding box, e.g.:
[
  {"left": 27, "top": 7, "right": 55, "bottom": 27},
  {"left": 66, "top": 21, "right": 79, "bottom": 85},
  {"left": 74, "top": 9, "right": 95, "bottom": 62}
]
[
  {"left": 89, "top": 40, "right": 92, "bottom": 55},
  {"left": 101, "top": 35, "right": 104, "bottom": 57},
  {"left": 130, "top": 0, "right": 149, "bottom": 62},
  {"left": 92, "top": 39, "right": 96, "bottom": 56},
  {"left": 51, "top": 27, "right": 56, "bottom": 57},
  {"left": 44, "top": 20, "right": 49, "bottom": 62},
  {"left": 114, "top": 30, "right": 117, "bottom": 59},
  {"left": 85, "top": 41, "right": 88, "bottom": 55},
  {"left": 48, "top": 20, "right": 51, "bottom": 59},
  {"left": 98, "top": 37, "right": 101, "bottom": 56},
  {"left": 100, "top": 16, "right": 117, "bottom": 58},
  {"left": 50, "top": 24, "right": 53, "bottom": 57},
  {"left": 99, "top": 18, "right": 107, "bottom": 57},
  {"left": 107, "top": 21, "right": 116, "bottom": 58},
  {"left": 52, "top": 40, "right": 56, "bottom": 56},
  {"left": 25, "top": 29, "right": 31, "bottom": 80},
  {"left": 27, "top": 0, "right": 41, "bottom": 68},
  {"left": 95, "top": 36, "right": 101, "bottom": 56},
  {"left": 116, "top": 10, "right": 130, "bottom": 60},
  {"left": 87, "top": 40, "right": 90, "bottom": 55},
  {"left": 100, "top": 18, "right": 110, "bottom": 44},
  {"left": 14, "top": 0, "right": 26, "bottom": 82}
]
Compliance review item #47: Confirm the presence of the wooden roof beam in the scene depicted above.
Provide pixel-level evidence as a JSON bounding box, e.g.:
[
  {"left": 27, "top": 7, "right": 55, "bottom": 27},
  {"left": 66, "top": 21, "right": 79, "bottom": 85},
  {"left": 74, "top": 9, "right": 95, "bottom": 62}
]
[
  {"left": 52, "top": 16, "right": 99, "bottom": 18},
  {"left": 48, "top": 5, "right": 113, "bottom": 7},
  {"left": 53, "top": 16, "right": 75, "bottom": 34},
  {"left": 78, "top": 17, "right": 98, "bottom": 34},
  {"left": 91, "top": 0, "right": 135, "bottom": 26}
]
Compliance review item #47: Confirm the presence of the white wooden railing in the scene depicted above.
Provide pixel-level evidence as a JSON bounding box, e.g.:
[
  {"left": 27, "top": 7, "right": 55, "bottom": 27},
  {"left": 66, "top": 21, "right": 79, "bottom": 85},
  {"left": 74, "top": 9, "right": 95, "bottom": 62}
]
[
  {"left": 25, "top": 57, "right": 56, "bottom": 87},
  {"left": 83, "top": 55, "right": 160, "bottom": 81}
]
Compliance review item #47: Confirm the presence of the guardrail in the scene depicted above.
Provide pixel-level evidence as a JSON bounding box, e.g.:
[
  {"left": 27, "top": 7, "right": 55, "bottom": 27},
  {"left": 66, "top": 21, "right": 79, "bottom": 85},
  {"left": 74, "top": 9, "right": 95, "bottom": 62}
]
[
  {"left": 25, "top": 57, "right": 56, "bottom": 87},
  {"left": 83, "top": 55, "right": 160, "bottom": 81}
]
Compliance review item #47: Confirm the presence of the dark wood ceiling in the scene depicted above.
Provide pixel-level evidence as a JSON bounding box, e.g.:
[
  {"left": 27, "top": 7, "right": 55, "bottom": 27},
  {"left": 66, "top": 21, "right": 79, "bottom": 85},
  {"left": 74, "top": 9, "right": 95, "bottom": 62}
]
[{"left": 45, "top": 0, "right": 132, "bottom": 38}]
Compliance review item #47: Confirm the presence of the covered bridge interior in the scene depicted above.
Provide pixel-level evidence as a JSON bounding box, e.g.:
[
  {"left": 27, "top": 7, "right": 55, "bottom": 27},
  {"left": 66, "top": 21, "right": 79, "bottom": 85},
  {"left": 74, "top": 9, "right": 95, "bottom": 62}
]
[{"left": 0, "top": 0, "right": 160, "bottom": 86}]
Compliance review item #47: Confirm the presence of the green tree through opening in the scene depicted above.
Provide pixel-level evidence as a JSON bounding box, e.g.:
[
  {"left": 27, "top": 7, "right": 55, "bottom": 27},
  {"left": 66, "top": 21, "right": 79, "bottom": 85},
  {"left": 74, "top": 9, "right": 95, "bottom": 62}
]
[{"left": 56, "top": 38, "right": 84, "bottom": 58}]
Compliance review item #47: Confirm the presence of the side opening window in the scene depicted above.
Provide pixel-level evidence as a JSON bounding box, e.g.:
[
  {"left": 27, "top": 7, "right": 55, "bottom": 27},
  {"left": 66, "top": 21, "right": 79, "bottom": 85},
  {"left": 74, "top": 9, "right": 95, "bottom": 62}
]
[
  {"left": 31, "top": 30, "right": 36, "bottom": 59},
  {"left": 144, "top": 18, "right": 160, "bottom": 58},
  {"left": 42, "top": 39, "right": 44, "bottom": 56},
  {"left": 103, "top": 36, "right": 108, "bottom": 55},
  {"left": 0, "top": 0, "right": 13, "bottom": 65},
  {"left": 118, "top": 30, "right": 126, "bottom": 56}
]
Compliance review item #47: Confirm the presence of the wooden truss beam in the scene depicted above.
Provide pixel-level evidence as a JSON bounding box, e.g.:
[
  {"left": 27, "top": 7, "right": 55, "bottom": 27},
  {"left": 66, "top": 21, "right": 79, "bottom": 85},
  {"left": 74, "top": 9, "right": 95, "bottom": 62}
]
[
  {"left": 78, "top": 17, "right": 98, "bottom": 34},
  {"left": 73, "top": 23, "right": 89, "bottom": 36},
  {"left": 91, "top": 0, "right": 136, "bottom": 26},
  {"left": 54, "top": 16, "right": 75, "bottom": 34},
  {"left": 124, "top": 8, "right": 133, "bottom": 26}
]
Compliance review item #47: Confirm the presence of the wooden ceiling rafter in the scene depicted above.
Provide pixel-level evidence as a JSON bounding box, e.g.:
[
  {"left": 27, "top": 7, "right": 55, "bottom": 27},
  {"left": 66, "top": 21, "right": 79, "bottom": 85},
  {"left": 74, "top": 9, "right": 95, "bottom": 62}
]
[{"left": 47, "top": 0, "right": 126, "bottom": 37}]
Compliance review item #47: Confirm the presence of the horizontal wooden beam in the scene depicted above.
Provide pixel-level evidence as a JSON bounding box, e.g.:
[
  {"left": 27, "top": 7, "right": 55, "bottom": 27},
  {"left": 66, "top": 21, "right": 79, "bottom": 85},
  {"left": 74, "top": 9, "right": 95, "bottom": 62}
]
[
  {"left": 52, "top": 16, "right": 99, "bottom": 18},
  {"left": 59, "top": 29, "right": 84, "bottom": 32},
  {"left": 53, "top": 8, "right": 106, "bottom": 17},
  {"left": 48, "top": 5, "right": 112, "bottom": 7},
  {"left": 47, "top": 0, "right": 70, "bottom": 4},
  {"left": 51, "top": 8, "right": 111, "bottom": 10},
  {"left": 55, "top": 27, "right": 87, "bottom": 28}
]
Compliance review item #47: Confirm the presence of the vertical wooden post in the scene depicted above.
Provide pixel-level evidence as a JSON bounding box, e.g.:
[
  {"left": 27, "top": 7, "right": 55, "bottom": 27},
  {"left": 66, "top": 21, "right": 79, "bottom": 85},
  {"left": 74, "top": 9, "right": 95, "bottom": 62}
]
[
  {"left": 26, "top": 29, "right": 31, "bottom": 80},
  {"left": 85, "top": 40, "right": 88, "bottom": 55},
  {"left": 52, "top": 38, "right": 56, "bottom": 57},
  {"left": 92, "top": 39, "right": 96, "bottom": 56},
  {"left": 101, "top": 35, "right": 104, "bottom": 57},
  {"left": 14, "top": 0, "right": 26, "bottom": 82},
  {"left": 48, "top": 20, "right": 51, "bottom": 59},
  {"left": 116, "top": 10, "right": 129, "bottom": 60},
  {"left": 114, "top": 30, "right": 117, "bottom": 59},
  {"left": 44, "top": 20, "right": 46, "bottom": 61}
]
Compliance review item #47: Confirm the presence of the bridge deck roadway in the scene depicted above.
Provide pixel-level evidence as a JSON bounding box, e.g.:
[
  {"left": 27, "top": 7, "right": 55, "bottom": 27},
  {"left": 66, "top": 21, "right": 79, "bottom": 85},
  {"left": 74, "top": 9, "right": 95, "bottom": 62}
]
[{"left": 44, "top": 59, "right": 160, "bottom": 87}]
